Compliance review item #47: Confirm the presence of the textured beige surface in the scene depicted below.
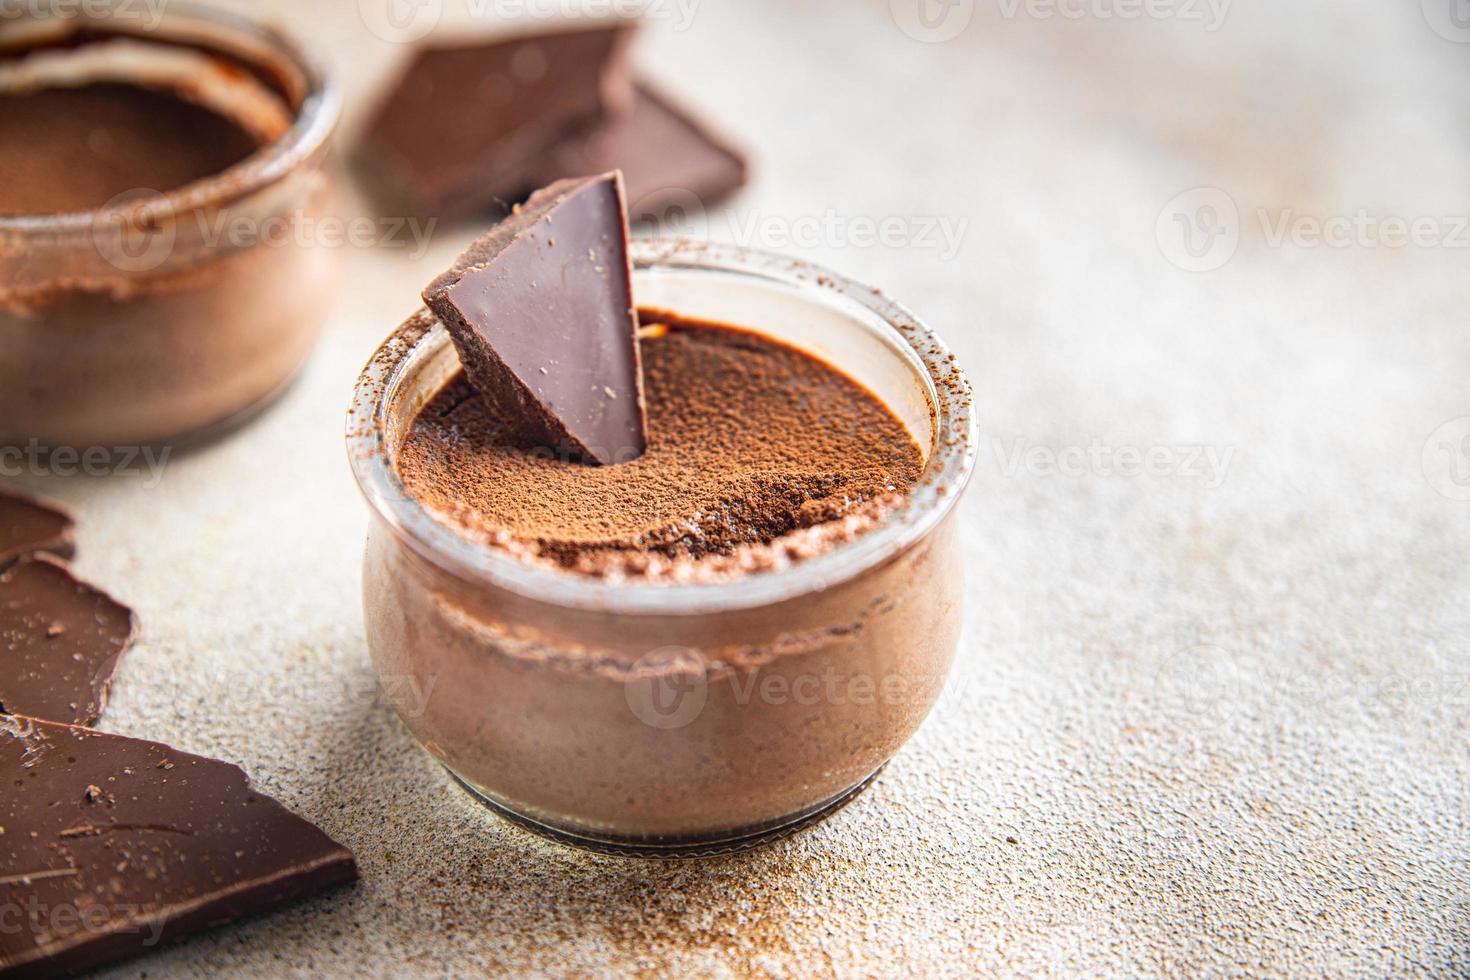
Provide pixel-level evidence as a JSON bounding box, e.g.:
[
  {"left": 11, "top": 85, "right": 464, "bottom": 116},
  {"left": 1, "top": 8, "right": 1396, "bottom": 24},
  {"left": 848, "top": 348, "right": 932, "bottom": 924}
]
[{"left": 6, "top": 0, "right": 1469, "bottom": 976}]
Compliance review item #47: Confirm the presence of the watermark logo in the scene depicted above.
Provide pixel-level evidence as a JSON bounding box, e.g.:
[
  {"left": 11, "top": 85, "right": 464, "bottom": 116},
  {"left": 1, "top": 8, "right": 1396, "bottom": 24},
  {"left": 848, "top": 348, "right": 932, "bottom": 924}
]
[
  {"left": 1154, "top": 644, "right": 1250, "bottom": 722},
  {"left": 890, "top": 0, "right": 975, "bottom": 43},
  {"left": 358, "top": 0, "right": 442, "bottom": 44},
  {"left": 624, "top": 646, "right": 708, "bottom": 730},
  {"left": 1423, "top": 416, "right": 1470, "bottom": 501},
  {"left": 1156, "top": 187, "right": 1240, "bottom": 272},
  {"left": 629, "top": 187, "right": 710, "bottom": 241},
  {"left": 92, "top": 189, "right": 176, "bottom": 274},
  {"left": 1422, "top": 0, "right": 1470, "bottom": 43},
  {"left": 1159, "top": 188, "right": 1470, "bottom": 271}
]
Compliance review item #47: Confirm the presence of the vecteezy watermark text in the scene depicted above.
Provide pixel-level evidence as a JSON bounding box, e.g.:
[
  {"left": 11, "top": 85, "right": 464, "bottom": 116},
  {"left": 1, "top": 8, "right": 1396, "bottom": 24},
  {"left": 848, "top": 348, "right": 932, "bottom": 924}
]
[
  {"left": 0, "top": 0, "right": 168, "bottom": 29},
  {"left": 91, "top": 189, "right": 437, "bottom": 273},
  {"left": 1, "top": 441, "right": 170, "bottom": 487},
  {"left": 0, "top": 894, "right": 166, "bottom": 948},
  {"left": 1157, "top": 187, "right": 1470, "bottom": 272},
  {"left": 987, "top": 437, "right": 1236, "bottom": 488},
  {"left": 994, "top": 0, "right": 1230, "bottom": 30},
  {"left": 357, "top": 0, "right": 699, "bottom": 44},
  {"left": 889, "top": 0, "right": 1229, "bottom": 43},
  {"left": 631, "top": 196, "right": 971, "bottom": 262}
]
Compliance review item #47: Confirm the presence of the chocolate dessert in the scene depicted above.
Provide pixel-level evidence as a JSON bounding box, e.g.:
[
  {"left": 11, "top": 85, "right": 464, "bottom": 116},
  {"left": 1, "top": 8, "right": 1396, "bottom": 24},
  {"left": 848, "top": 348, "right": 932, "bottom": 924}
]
[
  {"left": 0, "top": 12, "right": 342, "bottom": 449},
  {"left": 397, "top": 310, "right": 924, "bottom": 579},
  {"left": 0, "top": 716, "right": 358, "bottom": 978},
  {"left": 0, "top": 82, "right": 262, "bottom": 215},
  {"left": 0, "top": 555, "right": 136, "bottom": 727}
]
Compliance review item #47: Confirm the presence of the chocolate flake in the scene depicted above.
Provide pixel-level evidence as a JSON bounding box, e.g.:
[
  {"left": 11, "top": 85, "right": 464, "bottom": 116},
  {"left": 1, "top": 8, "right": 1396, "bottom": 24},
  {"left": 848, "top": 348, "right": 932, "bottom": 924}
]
[
  {"left": 0, "top": 556, "right": 135, "bottom": 728},
  {"left": 0, "top": 716, "right": 357, "bottom": 978},
  {"left": 0, "top": 489, "right": 75, "bottom": 571}
]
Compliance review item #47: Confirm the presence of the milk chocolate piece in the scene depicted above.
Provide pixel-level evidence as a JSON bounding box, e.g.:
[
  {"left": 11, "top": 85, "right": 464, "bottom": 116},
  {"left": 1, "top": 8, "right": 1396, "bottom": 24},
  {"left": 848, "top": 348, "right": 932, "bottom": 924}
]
[
  {"left": 0, "top": 716, "right": 358, "bottom": 978},
  {"left": 0, "top": 556, "right": 134, "bottom": 728},
  {"left": 0, "top": 489, "right": 75, "bottom": 570},
  {"left": 543, "top": 83, "right": 748, "bottom": 218},
  {"left": 357, "top": 23, "right": 636, "bottom": 220},
  {"left": 423, "top": 172, "right": 646, "bottom": 465}
]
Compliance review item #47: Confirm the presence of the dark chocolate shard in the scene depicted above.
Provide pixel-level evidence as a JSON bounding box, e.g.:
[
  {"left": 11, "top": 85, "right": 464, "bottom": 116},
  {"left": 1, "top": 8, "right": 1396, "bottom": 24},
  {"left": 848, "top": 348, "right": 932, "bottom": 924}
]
[
  {"left": 541, "top": 83, "right": 748, "bottom": 220},
  {"left": 423, "top": 171, "right": 646, "bottom": 465},
  {"left": 0, "top": 489, "right": 75, "bottom": 571},
  {"left": 0, "top": 556, "right": 134, "bottom": 728},
  {"left": 356, "top": 22, "right": 636, "bottom": 220},
  {"left": 0, "top": 716, "right": 358, "bottom": 979}
]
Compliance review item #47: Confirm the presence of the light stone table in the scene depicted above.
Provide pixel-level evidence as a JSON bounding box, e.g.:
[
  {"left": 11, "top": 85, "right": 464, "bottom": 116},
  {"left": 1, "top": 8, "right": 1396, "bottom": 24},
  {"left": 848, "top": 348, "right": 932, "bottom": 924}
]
[{"left": 9, "top": 0, "right": 1468, "bottom": 975}]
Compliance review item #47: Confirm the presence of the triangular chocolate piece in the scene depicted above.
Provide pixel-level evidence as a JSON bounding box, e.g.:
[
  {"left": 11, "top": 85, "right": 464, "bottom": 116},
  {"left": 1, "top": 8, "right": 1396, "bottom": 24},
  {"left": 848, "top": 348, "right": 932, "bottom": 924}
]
[
  {"left": 0, "top": 716, "right": 358, "bottom": 977},
  {"left": 542, "top": 83, "right": 748, "bottom": 218},
  {"left": 1, "top": 556, "right": 135, "bottom": 727},
  {"left": 0, "top": 489, "right": 75, "bottom": 571},
  {"left": 423, "top": 171, "right": 646, "bottom": 465},
  {"left": 357, "top": 23, "right": 636, "bottom": 220}
]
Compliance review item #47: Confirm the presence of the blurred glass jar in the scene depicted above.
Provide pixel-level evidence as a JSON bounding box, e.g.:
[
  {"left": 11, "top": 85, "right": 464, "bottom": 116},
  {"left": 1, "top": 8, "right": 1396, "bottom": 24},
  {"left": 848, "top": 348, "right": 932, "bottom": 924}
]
[
  {"left": 0, "top": 1, "right": 343, "bottom": 449},
  {"left": 349, "top": 241, "right": 977, "bottom": 856}
]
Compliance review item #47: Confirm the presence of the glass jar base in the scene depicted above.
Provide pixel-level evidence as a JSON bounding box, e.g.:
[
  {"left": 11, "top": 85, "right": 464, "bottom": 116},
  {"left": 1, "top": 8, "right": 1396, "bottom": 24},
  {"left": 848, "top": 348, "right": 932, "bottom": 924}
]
[{"left": 447, "top": 766, "right": 885, "bottom": 859}]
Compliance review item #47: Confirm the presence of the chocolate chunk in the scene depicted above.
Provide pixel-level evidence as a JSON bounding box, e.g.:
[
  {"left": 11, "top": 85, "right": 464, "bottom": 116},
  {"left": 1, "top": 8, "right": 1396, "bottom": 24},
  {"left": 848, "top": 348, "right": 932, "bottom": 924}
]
[
  {"left": 0, "top": 716, "right": 358, "bottom": 978},
  {"left": 0, "top": 489, "right": 75, "bottom": 571},
  {"left": 0, "top": 556, "right": 135, "bottom": 728},
  {"left": 423, "top": 172, "right": 646, "bottom": 465},
  {"left": 542, "top": 83, "right": 748, "bottom": 219},
  {"left": 357, "top": 23, "right": 636, "bottom": 220}
]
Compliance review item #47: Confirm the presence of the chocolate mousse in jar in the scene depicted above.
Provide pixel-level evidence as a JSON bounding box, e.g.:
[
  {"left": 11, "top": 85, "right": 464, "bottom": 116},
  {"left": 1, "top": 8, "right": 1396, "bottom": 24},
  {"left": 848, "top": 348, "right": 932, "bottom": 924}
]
[
  {"left": 0, "top": 1, "right": 343, "bottom": 449},
  {"left": 349, "top": 240, "right": 976, "bottom": 856}
]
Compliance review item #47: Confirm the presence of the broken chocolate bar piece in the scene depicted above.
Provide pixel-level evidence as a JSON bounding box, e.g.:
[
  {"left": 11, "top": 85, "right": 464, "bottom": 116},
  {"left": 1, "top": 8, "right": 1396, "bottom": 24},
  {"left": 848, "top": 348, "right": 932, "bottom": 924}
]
[
  {"left": 0, "top": 716, "right": 358, "bottom": 979},
  {"left": 542, "top": 83, "right": 748, "bottom": 219},
  {"left": 0, "top": 489, "right": 75, "bottom": 570},
  {"left": 0, "top": 556, "right": 135, "bottom": 728},
  {"left": 357, "top": 23, "right": 636, "bottom": 220},
  {"left": 423, "top": 172, "right": 646, "bottom": 465}
]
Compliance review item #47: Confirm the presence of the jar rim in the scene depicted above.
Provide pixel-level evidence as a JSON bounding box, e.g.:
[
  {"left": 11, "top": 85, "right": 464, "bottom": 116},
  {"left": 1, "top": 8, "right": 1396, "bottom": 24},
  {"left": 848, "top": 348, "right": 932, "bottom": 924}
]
[
  {"left": 346, "top": 239, "right": 978, "bottom": 615},
  {"left": 0, "top": 0, "right": 340, "bottom": 235}
]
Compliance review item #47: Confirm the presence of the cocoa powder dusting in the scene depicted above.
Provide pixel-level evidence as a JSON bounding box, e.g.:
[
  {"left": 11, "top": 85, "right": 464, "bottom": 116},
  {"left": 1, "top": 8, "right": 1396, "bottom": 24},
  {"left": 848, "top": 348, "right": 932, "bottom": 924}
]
[{"left": 397, "top": 312, "right": 924, "bottom": 581}]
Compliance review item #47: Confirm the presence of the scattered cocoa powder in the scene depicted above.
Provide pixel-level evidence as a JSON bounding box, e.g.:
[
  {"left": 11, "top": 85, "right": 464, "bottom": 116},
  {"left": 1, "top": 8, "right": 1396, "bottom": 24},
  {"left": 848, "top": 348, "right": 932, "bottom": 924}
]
[{"left": 396, "top": 312, "right": 924, "bottom": 579}]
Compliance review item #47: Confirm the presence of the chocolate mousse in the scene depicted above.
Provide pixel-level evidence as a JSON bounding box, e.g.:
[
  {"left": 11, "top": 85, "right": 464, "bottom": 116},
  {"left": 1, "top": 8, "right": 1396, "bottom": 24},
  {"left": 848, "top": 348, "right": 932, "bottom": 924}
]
[
  {"left": 0, "top": 15, "right": 343, "bottom": 449},
  {"left": 397, "top": 310, "right": 924, "bottom": 580},
  {"left": 0, "top": 82, "right": 262, "bottom": 215}
]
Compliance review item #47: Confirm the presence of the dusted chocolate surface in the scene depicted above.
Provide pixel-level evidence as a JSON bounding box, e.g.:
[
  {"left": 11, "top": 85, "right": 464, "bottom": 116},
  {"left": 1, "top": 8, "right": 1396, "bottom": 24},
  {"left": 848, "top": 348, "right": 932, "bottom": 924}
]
[
  {"left": 0, "top": 83, "right": 261, "bottom": 215},
  {"left": 0, "top": 556, "right": 135, "bottom": 727},
  {"left": 0, "top": 716, "right": 358, "bottom": 978},
  {"left": 398, "top": 313, "right": 923, "bottom": 578}
]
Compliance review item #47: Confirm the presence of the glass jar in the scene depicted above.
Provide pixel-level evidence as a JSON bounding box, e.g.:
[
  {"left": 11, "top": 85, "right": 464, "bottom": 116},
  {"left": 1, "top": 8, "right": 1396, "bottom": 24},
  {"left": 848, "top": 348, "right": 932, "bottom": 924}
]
[
  {"left": 0, "top": 1, "right": 343, "bottom": 449},
  {"left": 348, "top": 240, "right": 977, "bottom": 857}
]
